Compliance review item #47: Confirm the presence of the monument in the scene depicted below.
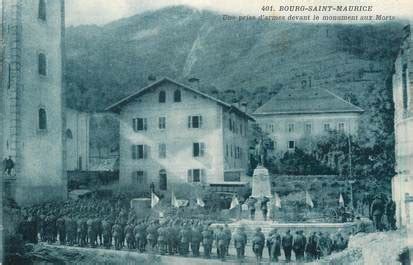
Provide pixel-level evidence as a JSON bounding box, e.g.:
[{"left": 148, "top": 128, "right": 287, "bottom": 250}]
[{"left": 251, "top": 138, "right": 272, "bottom": 198}]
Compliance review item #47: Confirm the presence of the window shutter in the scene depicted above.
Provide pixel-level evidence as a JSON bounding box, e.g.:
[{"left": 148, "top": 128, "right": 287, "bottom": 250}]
[
  {"left": 200, "top": 143, "right": 205, "bottom": 156},
  {"left": 201, "top": 169, "right": 206, "bottom": 183},
  {"left": 132, "top": 145, "right": 136, "bottom": 160},
  {"left": 133, "top": 119, "right": 137, "bottom": 132},
  {"left": 199, "top": 116, "right": 203, "bottom": 128},
  {"left": 187, "top": 169, "right": 193, "bottom": 182},
  {"left": 144, "top": 118, "right": 148, "bottom": 131},
  {"left": 143, "top": 145, "right": 149, "bottom": 159},
  {"left": 188, "top": 116, "right": 192, "bottom": 128}
]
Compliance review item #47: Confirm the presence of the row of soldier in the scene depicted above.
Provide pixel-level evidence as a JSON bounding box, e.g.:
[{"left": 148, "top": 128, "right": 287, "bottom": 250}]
[{"left": 19, "top": 214, "right": 348, "bottom": 262}]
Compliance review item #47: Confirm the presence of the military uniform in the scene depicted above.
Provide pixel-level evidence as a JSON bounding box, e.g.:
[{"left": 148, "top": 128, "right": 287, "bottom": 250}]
[
  {"left": 293, "top": 231, "right": 306, "bottom": 262},
  {"left": 112, "top": 223, "right": 123, "bottom": 250},
  {"left": 282, "top": 230, "right": 293, "bottom": 262},
  {"left": 305, "top": 232, "right": 318, "bottom": 261},
  {"left": 125, "top": 223, "right": 135, "bottom": 250},
  {"left": 252, "top": 228, "right": 265, "bottom": 262},
  {"left": 190, "top": 225, "right": 202, "bottom": 257},
  {"left": 56, "top": 217, "right": 66, "bottom": 245},
  {"left": 102, "top": 220, "right": 112, "bottom": 249},
  {"left": 157, "top": 226, "right": 167, "bottom": 255},
  {"left": 147, "top": 224, "right": 158, "bottom": 250},
  {"left": 223, "top": 225, "right": 231, "bottom": 256},
  {"left": 134, "top": 223, "right": 146, "bottom": 252},
  {"left": 269, "top": 230, "right": 281, "bottom": 262},
  {"left": 370, "top": 196, "right": 385, "bottom": 231},
  {"left": 179, "top": 226, "right": 191, "bottom": 256},
  {"left": 202, "top": 227, "right": 213, "bottom": 258},
  {"left": 215, "top": 227, "right": 227, "bottom": 261},
  {"left": 233, "top": 228, "right": 247, "bottom": 260}
]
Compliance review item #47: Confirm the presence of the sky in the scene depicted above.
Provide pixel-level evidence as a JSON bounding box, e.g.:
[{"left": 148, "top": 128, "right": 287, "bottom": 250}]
[{"left": 66, "top": 0, "right": 413, "bottom": 26}]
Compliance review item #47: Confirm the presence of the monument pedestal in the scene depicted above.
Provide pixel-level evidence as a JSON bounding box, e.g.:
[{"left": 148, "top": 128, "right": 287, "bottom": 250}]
[
  {"left": 251, "top": 166, "right": 272, "bottom": 198},
  {"left": 250, "top": 166, "right": 272, "bottom": 221}
]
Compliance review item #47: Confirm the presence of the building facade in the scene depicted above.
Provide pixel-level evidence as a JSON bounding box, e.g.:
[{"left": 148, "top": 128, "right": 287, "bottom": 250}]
[
  {"left": 392, "top": 24, "right": 413, "bottom": 228},
  {"left": 253, "top": 88, "right": 363, "bottom": 154},
  {"left": 107, "top": 77, "right": 254, "bottom": 192},
  {"left": 0, "top": 0, "right": 66, "bottom": 205},
  {"left": 65, "top": 108, "right": 89, "bottom": 171}
]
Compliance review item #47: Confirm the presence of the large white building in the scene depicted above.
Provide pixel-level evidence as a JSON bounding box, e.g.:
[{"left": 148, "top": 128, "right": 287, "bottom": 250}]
[
  {"left": 0, "top": 0, "right": 66, "bottom": 205},
  {"left": 106, "top": 77, "right": 254, "bottom": 192},
  {"left": 253, "top": 88, "right": 363, "bottom": 154},
  {"left": 392, "top": 24, "right": 413, "bottom": 228}
]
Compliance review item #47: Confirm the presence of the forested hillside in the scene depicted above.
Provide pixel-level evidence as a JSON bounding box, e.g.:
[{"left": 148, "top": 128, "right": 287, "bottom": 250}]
[{"left": 65, "top": 5, "right": 405, "bottom": 181}]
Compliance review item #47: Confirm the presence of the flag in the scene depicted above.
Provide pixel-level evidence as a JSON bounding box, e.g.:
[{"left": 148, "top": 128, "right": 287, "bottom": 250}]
[
  {"left": 230, "top": 195, "right": 239, "bottom": 210},
  {"left": 172, "top": 192, "right": 188, "bottom": 208},
  {"left": 306, "top": 191, "right": 314, "bottom": 208},
  {"left": 339, "top": 193, "right": 345, "bottom": 207},
  {"left": 196, "top": 196, "right": 205, "bottom": 207},
  {"left": 274, "top": 192, "right": 282, "bottom": 208},
  {"left": 171, "top": 192, "right": 179, "bottom": 208},
  {"left": 151, "top": 192, "right": 160, "bottom": 208}
]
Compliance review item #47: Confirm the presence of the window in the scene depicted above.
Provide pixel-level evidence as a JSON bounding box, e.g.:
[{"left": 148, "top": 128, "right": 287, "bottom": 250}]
[
  {"left": 235, "top": 147, "right": 241, "bottom": 159},
  {"left": 38, "top": 53, "right": 47, "bottom": 76},
  {"left": 402, "top": 64, "right": 408, "bottom": 110},
  {"left": 159, "top": 90, "right": 166, "bottom": 103},
  {"left": 324, "top": 123, "right": 331, "bottom": 132},
  {"left": 229, "top": 118, "right": 233, "bottom": 131},
  {"left": 38, "top": 0, "right": 46, "bottom": 21},
  {"left": 159, "top": 170, "right": 167, "bottom": 190},
  {"left": 338, "top": 122, "right": 345, "bottom": 133},
  {"left": 288, "top": 140, "right": 295, "bottom": 150},
  {"left": 288, "top": 123, "right": 294, "bottom": 133},
  {"left": 65, "top": 129, "right": 73, "bottom": 139},
  {"left": 159, "top": 143, "right": 166, "bottom": 159},
  {"left": 158, "top": 117, "right": 166, "bottom": 130},
  {"left": 132, "top": 145, "right": 148, "bottom": 160},
  {"left": 193, "top": 142, "right": 205, "bottom": 157},
  {"left": 188, "top": 115, "right": 203, "bottom": 128},
  {"left": 133, "top": 118, "right": 147, "bottom": 131},
  {"left": 174, "top": 89, "right": 181, "bottom": 102},
  {"left": 226, "top": 144, "right": 229, "bottom": 157},
  {"left": 305, "top": 123, "right": 312, "bottom": 134},
  {"left": 135, "top": 171, "right": 146, "bottom": 184},
  {"left": 187, "top": 169, "right": 205, "bottom": 183},
  {"left": 38, "top": 108, "right": 47, "bottom": 130}
]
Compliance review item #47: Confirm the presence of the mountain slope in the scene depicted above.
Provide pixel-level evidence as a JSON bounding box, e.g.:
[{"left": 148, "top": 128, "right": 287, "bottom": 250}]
[{"left": 65, "top": 5, "right": 404, "bottom": 150}]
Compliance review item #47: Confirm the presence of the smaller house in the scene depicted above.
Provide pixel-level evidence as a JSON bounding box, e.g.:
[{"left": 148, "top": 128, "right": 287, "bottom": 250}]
[{"left": 253, "top": 88, "right": 363, "bottom": 154}]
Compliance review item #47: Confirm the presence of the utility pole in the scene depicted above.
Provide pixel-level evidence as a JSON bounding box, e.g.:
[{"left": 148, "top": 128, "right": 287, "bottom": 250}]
[{"left": 348, "top": 135, "right": 354, "bottom": 209}]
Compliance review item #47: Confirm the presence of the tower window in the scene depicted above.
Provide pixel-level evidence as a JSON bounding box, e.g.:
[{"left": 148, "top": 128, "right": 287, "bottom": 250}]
[
  {"left": 159, "top": 90, "right": 166, "bottom": 103},
  {"left": 38, "top": 53, "right": 47, "bottom": 76},
  {"left": 38, "top": 0, "right": 47, "bottom": 21},
  {"left": 288, "top": 140, "right": 295, "bottom": 149},
  {"left": 38, "top": 108, "right": 47, "bottom": 130},
  {"left": 174, "top": 89, "right": 181, "bottom": 102}
]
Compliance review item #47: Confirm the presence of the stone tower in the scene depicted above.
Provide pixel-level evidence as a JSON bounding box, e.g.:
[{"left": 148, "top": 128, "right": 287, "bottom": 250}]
[{"left": 0, "top": 0, "right": 66, "bottom": 205}]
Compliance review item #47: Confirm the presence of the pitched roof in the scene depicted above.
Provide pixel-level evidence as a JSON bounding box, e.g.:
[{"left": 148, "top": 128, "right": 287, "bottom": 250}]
[
  {"left": 105, "top": 77, "right": 255, "bottom": 121},
  {"left": 253, "top": 88, "right": 364, "bottom": 115}
]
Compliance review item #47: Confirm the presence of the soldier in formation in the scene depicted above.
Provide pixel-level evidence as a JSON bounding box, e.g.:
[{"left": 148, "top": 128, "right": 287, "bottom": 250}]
[{"left": 17, "top": 196, "right": 351, "bottom": 262}]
